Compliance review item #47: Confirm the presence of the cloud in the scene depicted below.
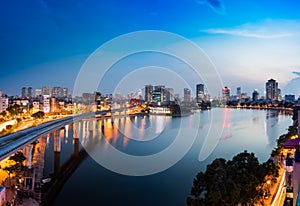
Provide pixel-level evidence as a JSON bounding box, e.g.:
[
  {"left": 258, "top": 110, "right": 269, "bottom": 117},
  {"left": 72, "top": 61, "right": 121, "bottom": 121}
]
[
  {"left": 202, "top": 28, "right": 291, "bottom": 39},
  {"left": 293, "top": 71, "right": 300, "bottom": 77},
  {"left": 196, "top": 0, "right": 226, "bottom": 15},
  {"left": 283, "top": 71, "right": 300, "bottom": 96},
  {"left": 201, "top": 19, "right": 300, "bottom": 39}
]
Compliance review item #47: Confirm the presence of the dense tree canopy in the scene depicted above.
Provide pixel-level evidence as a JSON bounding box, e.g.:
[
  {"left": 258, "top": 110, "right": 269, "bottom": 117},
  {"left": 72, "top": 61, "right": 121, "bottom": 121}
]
[
  {"left": 187, "top": 151, "right": 279, "bottom": 206},
  {"left": 2, "top": 151, "right": 27, "bottom": 179},
  {"left": 6, "top": 104, "right": 23, "bottom": 117},
  {"left": 31, "top": 111, "right": 45, "bottom": 119}
]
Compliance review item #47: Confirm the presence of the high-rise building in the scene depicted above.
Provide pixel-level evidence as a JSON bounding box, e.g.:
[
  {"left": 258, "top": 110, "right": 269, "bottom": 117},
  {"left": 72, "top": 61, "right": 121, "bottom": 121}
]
[
  {"left": 266, "top": 79, "right": 279, "bottom": 101},
  {"left": 63, "top": 88, "right": 68, "bottom": 98},
  {"left": 222, "top": 87, "right": 230, "bottom": 101},
  {"left": 152, "top": 90, "right": 162, "bottom": 104},
  {"left": 183, "top": 88, "right": 191, "bottom": 103},
  {"left": 196, "top": 84, "right": 204, "bottom": 103},
  {"left": 252, "top": 90, "right": 259, "bottom": 101},
  {"left": 43, "top": 95, "right": 50, "bottom": 113},
  {"left": 0, "top": 90, "right": 2, "bottom": 97},
  {"left": 155, "top": 85, "right": 166, "bottom": 102},
  {"left": 21, "top": 87, "right": 27, "bottom": 98},
  {"left": 52, "top": 87, "right": 63, "bottom": 98},
  {"left": 27, "top": 87, "right": 33, "bottom": 98},
  {"left": 0, "top": 97, "right": 8, "bottom": 113},
  {"left": 35, "top": 89, "right": 41, "bottom": 97},
  {"left": 237, "top": 87, "right": 241, "bottom": 98},
  {"left": 49, "top": 88, "right": 54, "bottom": 97},
  {"left": 42, "top": 86, "right": 49, "bottom": 96},
  {"left": 145, "top": 85, "right": 153, "bottom": 103},
  {"left": 165, "top": 88, "right": 174, "bottom": 102}
]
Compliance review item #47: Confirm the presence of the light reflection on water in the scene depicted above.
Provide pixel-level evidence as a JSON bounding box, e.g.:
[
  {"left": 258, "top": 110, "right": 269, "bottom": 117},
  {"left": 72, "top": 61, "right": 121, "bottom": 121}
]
[{"left": 34, "top": 108, "right": 292, "bottom": 206}]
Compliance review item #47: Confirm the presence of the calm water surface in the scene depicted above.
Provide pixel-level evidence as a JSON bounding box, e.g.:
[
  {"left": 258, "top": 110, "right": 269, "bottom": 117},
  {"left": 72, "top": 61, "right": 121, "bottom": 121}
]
[{"left": 39, "top": 108, "right": 292, "bottom": 206}]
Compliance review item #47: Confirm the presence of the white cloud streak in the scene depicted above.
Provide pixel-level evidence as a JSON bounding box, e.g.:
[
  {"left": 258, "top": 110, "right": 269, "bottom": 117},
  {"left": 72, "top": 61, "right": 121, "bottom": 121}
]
[
  {"left": 202, "top": 28, "right": 291, "bottom": 39},
  {"left": 201, "top": 19, "right": 300, "bottom": 39}
]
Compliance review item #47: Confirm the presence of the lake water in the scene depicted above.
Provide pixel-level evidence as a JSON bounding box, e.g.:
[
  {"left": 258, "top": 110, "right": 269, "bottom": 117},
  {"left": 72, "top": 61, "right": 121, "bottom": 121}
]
[{"left": 37, "top": 108, "right": 292, "bottom": 206}]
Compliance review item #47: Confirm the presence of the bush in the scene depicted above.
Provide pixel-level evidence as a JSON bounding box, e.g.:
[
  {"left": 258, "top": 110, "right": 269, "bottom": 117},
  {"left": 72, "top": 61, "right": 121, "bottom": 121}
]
[
  {"left": 5, "top": 125, "right": 12, "bottom": 130},
  {"left": 31, "top": 111, "right": 45, "bottom": 119}
]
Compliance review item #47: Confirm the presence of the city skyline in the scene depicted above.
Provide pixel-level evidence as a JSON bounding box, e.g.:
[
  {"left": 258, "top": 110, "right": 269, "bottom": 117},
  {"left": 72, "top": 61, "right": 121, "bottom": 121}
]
[
  {"left": 0, "top": 76, "right": 298, "bottom": 101},
  {"left": 0, "top": 1, "right": 300, "bottom": 97}
]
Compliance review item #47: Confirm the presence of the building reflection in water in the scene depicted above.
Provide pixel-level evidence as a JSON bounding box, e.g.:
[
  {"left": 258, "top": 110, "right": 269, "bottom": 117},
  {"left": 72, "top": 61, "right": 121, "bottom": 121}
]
[
  {"left": 265, "top": 110, "right": 279, "bottom": 148},
  {"left": 221, "top": 108, "right": 232, "bottom": 141}
]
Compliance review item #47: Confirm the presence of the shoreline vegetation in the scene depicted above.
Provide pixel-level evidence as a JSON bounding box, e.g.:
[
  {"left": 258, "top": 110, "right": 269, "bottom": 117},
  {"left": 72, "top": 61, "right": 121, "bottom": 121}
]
[{"left": 186, "top": 111, "right": 298, "bottom": 206}]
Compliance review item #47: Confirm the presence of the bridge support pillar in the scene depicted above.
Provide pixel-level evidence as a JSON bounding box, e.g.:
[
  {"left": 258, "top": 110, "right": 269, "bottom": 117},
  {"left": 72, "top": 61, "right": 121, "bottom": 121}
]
[
  {"left": 101, "top": 115, "right": 105, "bottom": 131},
  {"left": 74, "top": 137, "right": 79, "bottom": 157},
  {"left": 89, "top": 119, "right": 93, "bottom": 132},
  {"left": 111, "top": 114, "right": 114, "bottom": 126},
  {"left": 73, "top": 122, "right": 79, "bottom": 157},
  {"left": 82, "top": 121, "right": 87, "bottom": 139},
  {"left": 53, "top": 130, "right": 61, "bottom": 177},
  {"left": 65, "top": 125, "right": 69, "bottom": 138},
  {"left": 124, "top": 107, "right": 127, "bottom": 121},
  {"left": 23, "top": 144, "right": 33, "bottom": 169}
]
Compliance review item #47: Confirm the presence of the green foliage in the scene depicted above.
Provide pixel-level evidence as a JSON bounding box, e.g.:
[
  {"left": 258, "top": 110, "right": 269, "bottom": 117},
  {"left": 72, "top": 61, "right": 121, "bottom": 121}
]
[
  {"left": 287, "top": 124, "right": 298, "bottom": 137},
  {"left": 6, "top": 104, "right": 23, "bottom": 117},
  {"left": 271, "top": 123, "right": 298, "bottom": 156},
  {"left": 187, "top": 151, "right": 278, "bottom": 206},
  {"left": 2, "top": 151, "right": 27, "bottom": 178},
  {"left": 31, "top": 111, "right": 45, "bottom": 119},
  {"left": 0, "top": 111, "right": 7, "bottom": 118},
  {"left": 5, "top": 125, "right": 13, "bottom": 130}
]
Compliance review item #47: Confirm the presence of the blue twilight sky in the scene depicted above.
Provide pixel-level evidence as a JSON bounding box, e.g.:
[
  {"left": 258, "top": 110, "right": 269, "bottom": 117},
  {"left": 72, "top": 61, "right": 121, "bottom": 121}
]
[{"left": 0, "top": 0, "right": 300, "bottom": 97}]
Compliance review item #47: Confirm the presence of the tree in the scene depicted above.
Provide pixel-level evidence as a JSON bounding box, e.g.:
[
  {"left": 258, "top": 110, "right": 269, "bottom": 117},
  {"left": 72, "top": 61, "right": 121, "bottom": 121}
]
[
  {"left": 187, "top": 172, "right": 206, "bottom": 206},
  {"left": 187, "top": 151, "right": 274, "bottom": 206},
  {"left": 6, "top": 104, "right": 23, "bottom": 117},
  {"left": 0, "top": 111, "right": 7, "bottom": 120},
  {"left": 31, "top": 111, "right": 45, "bottom": 119},
  {"left": 287, "top": 124, "right": 298, "bottom": 137},
  {"left": 204, "top": 158, "right": 238, "bottom": 206},
  {"left": 5, "top": 125, "right": 13, "bottom": 130},
  {"left": 2, "top": 151, "right": 27, "bottom": 180},
  {"left": 227, "top": 151, "right": 263, "bottom": 206}
]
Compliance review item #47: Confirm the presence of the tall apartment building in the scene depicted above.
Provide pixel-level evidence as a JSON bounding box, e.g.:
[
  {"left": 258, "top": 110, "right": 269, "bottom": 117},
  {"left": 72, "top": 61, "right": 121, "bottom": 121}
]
[
  {"left": 21, "top": 87, "right": 27, "bottom": 98},
  {"left": 252, "top": 90, "right": 259, "bottom": 101},
  {"left": 165, "top": 88, "right": 174, "bottom": 102},
  {"left": 145, "top": 85, "right": 153, "bottom": 103},
  {"left": 196, "top": 84, "right": 204, "bottom": 103},
  {"left": 222, "top": 87, "right": 230, "bottom": 101},
  {"left": 237, "top": 87, "right": 241, "bottom": 98},
  {"left": 35, "top": 89, "right": 41, "bottom": 97},
  {"left": 183, "top": 88, "right": 191, "bottom": 103},
  {"left": 42, "top": 86, "right": 49, "bottom": 96},
  {"left": 0, "top": 97, "right": 8, "bottom": 113},
  {"left": 27, "top": 87, "right": 33, "bottom": 98},
  {"left": 266, "top": 78, "right": 279, "bottom": 101}
]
